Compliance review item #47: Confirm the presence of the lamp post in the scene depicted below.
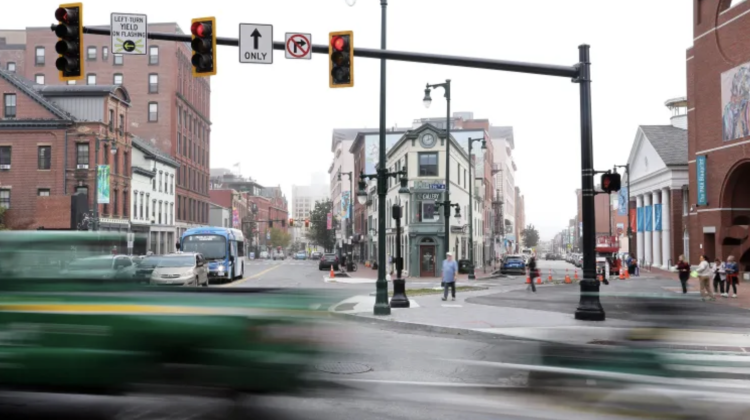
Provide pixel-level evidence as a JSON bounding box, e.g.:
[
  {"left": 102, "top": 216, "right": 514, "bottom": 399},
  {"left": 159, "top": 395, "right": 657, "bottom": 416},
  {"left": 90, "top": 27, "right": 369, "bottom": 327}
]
[
  {"left": 338, "top": 171, "right": 355, "bottom": 269},
  {"left": 423, "top": 80, "right": 452, "bottom": 260},
  {"left": 358, "top": 167, "right": 408, "bottom": 315},
  {"left": 435, "top": 200, "right": 462, "bottom": 257},
  {"left": 92, "top": 136, "right": 117, "bottom": 231},
  {"left": 466, "top": 137, "right": 486, "bottom": 280},
  {"left": 389, "top": 177, "right": 412, "bottom": 308}
]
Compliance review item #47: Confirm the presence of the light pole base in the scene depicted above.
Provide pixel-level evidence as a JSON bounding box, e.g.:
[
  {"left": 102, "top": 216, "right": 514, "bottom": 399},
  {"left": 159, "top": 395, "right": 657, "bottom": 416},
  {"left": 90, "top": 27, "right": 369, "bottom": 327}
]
[
  {"left": 374, "top": 302, "right": 392, "bottom": 315},
  {"left": 574, "top": 279, "right": 606, "bottom": 321},
  {"left": 390, "top": 278, "right": 410, "bottom": 308},
  {"left": 468, "top": 268, "right": 476, "bottom": 280}
]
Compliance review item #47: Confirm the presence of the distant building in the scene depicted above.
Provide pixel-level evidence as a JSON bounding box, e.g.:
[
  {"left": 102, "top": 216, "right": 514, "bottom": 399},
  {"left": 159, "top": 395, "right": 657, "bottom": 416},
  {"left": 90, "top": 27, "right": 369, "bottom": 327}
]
[{"left": 291, "top": 183, "right": 329, "bottom": 249}]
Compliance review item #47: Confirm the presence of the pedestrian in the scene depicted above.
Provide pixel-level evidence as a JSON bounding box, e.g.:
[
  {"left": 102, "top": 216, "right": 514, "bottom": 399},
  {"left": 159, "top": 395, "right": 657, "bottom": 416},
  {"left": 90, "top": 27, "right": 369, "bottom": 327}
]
[
  {"left": 676, "top": 255, "right": 691, "bottom": 294},
  {"left": 713, "top": 258, "right": 727, "bottom": 297},
  {"left": 441, "top": 252, "right": 458, "bottom": 301},
  {"left": 726, "top": 255, "right": 740, "bottom": 298},
  {"left": 696, "top": 255, "right": 715, "bottom": 301},
  {"left": 527, "top": 253, "right": 537, "bottom": 293}
]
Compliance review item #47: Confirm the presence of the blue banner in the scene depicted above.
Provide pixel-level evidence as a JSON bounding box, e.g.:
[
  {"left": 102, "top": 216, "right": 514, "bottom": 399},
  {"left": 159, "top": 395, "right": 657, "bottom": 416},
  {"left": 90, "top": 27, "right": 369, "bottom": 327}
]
[
  {"left": 697, "top": 155, "right": 707, "bottom": 206},
  {"left": 637, "top": 207, "right": 643, "bottom": 232},
  {"left": 617, "top": 187, "right": 628, "bottom": 216},
  {"left": 645, "top": 205, "right": 653, "bottom": 232},
  {"left": 654, "top": 203, "right": 662, "bottom": 231},
  {"left": 97, "top": 165, "right": 110, "bottom": 204}
]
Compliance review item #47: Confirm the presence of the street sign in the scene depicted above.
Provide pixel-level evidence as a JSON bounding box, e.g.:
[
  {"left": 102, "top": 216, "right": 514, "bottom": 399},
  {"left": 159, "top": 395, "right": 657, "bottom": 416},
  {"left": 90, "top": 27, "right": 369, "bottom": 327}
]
[
  {"left": 239, "top": 23, "right": 273, "bottom": 64},
  {"left": 110, "top": 13, "right": 148, "bottom": 55},
  {"left": 285, "top": 33, "right": 311, "bottom": 59}
]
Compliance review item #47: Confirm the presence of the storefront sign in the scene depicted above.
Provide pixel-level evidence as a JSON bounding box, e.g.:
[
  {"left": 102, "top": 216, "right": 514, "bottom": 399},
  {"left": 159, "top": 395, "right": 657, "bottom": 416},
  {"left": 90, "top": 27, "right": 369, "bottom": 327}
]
[
  {"left": 417, "top": 193, "right": 441, "bottom": 200},
  {"left": 413, "top": 180, "right": 446, "bottom": 190}
]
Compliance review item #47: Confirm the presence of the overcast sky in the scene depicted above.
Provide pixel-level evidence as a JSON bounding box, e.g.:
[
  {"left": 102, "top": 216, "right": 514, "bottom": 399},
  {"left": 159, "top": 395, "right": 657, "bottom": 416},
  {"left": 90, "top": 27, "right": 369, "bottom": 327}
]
[{"left": 8, "top": 0, "right": 693, "bottom": 239}]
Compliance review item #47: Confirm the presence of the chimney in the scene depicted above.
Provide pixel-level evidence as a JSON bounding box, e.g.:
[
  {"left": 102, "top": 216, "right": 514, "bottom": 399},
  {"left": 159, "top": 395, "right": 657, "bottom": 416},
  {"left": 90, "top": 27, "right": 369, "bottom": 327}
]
[{"left": 665, "top": 97, "right": 687, "bottom": 130}]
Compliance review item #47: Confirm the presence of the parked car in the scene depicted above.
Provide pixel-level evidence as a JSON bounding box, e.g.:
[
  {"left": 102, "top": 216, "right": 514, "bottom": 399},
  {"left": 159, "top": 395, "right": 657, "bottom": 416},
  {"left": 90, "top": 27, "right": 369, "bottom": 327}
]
[
  {"left": 61, "top": 255, "right": 137, "bottom": 282},
  {"left": 145, "top": 252, "right": 209, "bottom": 287},
  {"left": 311, "top": 251, "right": 322, "bottom": 259},
  {"left": 500, "top": 254, "right": 526, "bottom": 275},
  {"left": 318, "top": 253, "right": 339, "bottom": 271},
  {"left": 272, "top": 250, "right": 286, "bottom": 260},
  {"left": 295, "top": 251, "right": 307, "bottom": 260}
]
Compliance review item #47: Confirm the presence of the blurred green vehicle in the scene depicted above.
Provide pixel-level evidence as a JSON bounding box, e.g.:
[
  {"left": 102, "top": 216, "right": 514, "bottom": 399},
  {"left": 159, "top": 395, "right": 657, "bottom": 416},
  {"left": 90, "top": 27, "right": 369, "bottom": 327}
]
[{"left": 0, "top": 231, "right": 339, "bottom": 396}]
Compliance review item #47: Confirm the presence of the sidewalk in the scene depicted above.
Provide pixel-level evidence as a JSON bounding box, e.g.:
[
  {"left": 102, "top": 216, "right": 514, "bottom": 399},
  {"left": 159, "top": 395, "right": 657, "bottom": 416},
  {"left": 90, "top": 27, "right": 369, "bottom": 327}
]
[
  {"left": 330, "top": 276, "right": 750, "bottom": 352},
  {"left": 348, "top": 265, "right": 502, "bottom": 282}
]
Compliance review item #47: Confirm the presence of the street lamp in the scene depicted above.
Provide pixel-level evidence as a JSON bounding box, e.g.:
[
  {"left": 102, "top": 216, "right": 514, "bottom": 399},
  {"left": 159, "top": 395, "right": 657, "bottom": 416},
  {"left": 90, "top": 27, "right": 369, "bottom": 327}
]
[
  {"left": 390, "top": 171, "right": 410, "bottom": 308},
  {"left": 339, "top": 171, "right": 355, "bottom": 269},
  {"left": 466, "top": 137, "right": 486, "bottom": 280},
  {"left": 358, "top": 166, "right": 408, "bottom": 314},
  {"left": 423, "top": 79, "right": 452, "bottom": 263}
]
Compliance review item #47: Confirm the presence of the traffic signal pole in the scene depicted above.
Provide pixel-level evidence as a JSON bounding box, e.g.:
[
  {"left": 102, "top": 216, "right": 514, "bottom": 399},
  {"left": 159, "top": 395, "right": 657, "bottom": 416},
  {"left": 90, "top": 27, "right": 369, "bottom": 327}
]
[{"left": 58, "top": 24, "right": 602, "bottom": 321}]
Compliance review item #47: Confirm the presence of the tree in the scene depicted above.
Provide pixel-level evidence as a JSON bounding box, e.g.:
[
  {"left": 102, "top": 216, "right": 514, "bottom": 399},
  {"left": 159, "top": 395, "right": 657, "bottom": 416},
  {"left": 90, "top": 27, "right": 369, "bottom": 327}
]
[
  {"left": 269, "top": 227, "right": 291, "bottom": 249},
  {"left": 521, "top": 224, "right": 540, "bottom": 248},
  {"left": 0, "top": 207, "right": 8, "bottom": 230},
  {"left": 306, "top": 199, "right": 336, "bottom": 252}
]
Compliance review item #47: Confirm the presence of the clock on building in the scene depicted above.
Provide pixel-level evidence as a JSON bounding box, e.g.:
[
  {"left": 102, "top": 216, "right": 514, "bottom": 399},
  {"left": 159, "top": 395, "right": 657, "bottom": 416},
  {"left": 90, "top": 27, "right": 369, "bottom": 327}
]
[{"left": 420, "top": 133, "right": 436, "bottom": 148}]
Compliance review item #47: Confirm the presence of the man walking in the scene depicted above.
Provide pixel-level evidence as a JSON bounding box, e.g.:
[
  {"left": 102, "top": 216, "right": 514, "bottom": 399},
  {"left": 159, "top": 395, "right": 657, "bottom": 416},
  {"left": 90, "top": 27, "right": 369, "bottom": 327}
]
[
  {"left": 527, "top": 253, "right": 537, "bottom": 293},
  {"left": 442, "top": 252, "right": 458, "bottom": 301}
]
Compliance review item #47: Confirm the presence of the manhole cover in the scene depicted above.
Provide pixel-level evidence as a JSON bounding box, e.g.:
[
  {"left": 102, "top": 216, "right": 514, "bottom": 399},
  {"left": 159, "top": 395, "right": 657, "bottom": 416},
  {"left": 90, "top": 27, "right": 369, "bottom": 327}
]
[{"left": 315, "top": 362, "right": 371, "bottom": 374}]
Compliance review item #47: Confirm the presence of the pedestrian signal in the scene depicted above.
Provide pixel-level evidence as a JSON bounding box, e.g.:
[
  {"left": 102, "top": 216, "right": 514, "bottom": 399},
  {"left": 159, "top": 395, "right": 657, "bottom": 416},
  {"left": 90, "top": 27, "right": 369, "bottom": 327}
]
[
  {"left": 601, "top": 172, "right": 621, "bottom": 194},
  {"left": 305, "top": 218, "right": 310, "bottom": 228}
]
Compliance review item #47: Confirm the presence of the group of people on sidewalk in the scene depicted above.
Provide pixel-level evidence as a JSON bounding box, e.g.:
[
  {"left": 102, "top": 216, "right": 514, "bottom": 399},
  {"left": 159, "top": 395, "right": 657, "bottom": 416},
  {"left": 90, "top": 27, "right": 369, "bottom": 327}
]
[{"left": 676, "top": 254, "right": 740, "bottom": 301}]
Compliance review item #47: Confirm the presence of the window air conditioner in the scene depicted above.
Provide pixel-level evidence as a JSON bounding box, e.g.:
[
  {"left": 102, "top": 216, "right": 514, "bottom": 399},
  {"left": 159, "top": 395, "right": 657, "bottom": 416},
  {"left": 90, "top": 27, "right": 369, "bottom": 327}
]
[
  {"left": 0, "top": 164, "right": 10, "bottom": 170},
  {"left": 77, "top": 164, "right": 89, "bottom": 169}
]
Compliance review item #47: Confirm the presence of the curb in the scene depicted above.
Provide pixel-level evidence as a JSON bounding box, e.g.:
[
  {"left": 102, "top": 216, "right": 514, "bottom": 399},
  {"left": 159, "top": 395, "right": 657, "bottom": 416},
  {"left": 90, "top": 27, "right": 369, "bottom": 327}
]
[{"left": 328, "top": 310, "right": 545, "bottom": 343}]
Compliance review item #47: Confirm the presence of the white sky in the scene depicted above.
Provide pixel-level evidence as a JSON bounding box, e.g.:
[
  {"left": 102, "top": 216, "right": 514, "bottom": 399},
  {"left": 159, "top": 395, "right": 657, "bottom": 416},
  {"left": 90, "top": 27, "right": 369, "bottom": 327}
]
[{"left": 6, "top": 0, "right": 693, "bottom": 239}]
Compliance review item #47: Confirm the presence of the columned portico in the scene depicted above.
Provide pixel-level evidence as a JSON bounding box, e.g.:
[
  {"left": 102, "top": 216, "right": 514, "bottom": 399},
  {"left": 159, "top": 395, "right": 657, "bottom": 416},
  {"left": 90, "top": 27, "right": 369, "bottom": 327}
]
[
  {"left": 643, "top": 193, "right": 652, "bottom": 266},
  {"left": 661, "top": 187, "right": 671, "bottom": 269},
  {"left": 651, "top": 191, "right": 662, "bottom": 268},
  {"left": 636, "top": 195, "right": 644, "bottom": 263}
]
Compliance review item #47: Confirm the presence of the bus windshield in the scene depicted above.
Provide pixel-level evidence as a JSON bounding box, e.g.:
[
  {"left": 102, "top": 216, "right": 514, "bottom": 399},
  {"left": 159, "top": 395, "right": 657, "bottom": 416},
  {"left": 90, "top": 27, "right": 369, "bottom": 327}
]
[{"left": 182, "top": 235, "right": 227, "bottom": 260}]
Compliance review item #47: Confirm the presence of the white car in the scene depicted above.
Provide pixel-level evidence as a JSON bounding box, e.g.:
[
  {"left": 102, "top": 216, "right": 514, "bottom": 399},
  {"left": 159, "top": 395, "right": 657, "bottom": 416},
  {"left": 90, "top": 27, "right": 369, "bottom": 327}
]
[{"left": 146, "top": 253, "right": 209, "bottom": 287}]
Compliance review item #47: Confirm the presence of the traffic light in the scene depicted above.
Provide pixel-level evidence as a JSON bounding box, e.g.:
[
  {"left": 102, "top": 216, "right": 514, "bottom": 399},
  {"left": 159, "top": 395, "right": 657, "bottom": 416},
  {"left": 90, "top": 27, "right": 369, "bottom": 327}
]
[
  {"left": 54, "top": 3, "right": 84, "bottom": 81},
  {"left": 289, "top": 218, "right": 294, "bottom": 227},
  {"left": 600, "top": 172, "right": 622, "bottom": 194},
  {"left": 190, "top": 17, "right": 216, "bottom": 77},
  {"left": 329, "top": 31, "right": 353, "bottom": 88},
  {"left": 304, "top": 218, "right": 310, "bottom": 228}
]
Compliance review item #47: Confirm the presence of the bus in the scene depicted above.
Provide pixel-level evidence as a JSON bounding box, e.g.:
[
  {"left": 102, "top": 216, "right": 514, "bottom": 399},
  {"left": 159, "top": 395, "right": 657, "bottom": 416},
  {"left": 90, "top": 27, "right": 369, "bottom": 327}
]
[{"left": 180, "top": 227, "right": 246, "bottom": 284}]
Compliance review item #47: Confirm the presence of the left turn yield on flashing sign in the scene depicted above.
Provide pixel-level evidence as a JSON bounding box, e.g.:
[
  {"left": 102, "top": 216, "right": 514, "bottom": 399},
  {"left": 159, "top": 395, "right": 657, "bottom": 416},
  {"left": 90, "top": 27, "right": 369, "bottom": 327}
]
[{"left": 285, "top": 33, "right": 311, "bottom": 59}]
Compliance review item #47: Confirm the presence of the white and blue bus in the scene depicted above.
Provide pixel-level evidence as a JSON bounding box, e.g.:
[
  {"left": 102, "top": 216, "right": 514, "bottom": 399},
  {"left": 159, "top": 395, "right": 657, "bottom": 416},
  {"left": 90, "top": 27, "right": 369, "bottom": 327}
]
[{"left": 180, "top": 227, "right": 246, "bottom": 284}]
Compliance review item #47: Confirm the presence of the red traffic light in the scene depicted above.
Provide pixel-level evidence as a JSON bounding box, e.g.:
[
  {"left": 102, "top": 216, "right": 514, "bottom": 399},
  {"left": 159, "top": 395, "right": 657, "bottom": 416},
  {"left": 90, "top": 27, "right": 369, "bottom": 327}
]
[
  {"left": 602, "top": 177, "right": 611, "bottom": 189},
  {"left": 55, "top": 7, "right": 78, "bottom": 24},
  {"left": 331, "top": 36, "right": 346, "bottom": 51},
  {"left": 191, "top": 21, "right": 211, "bottom": 38}
]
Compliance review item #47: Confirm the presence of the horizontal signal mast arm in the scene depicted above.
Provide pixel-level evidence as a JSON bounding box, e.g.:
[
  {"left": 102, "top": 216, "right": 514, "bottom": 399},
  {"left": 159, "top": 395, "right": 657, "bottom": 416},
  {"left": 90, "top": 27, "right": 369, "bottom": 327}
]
[{"left": 52, "top": 24, "right": 579, "bottom": 79}]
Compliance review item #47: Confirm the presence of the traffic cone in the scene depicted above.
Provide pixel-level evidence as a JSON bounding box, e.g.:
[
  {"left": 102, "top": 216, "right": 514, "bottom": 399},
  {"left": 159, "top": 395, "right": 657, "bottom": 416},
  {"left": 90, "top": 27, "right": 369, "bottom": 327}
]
[
  {"left": 536, "top": 275, "right": 543, "bottom": 284},
  {"left": 564, "top": 269, "right": 572, "bottom": 284},
  {"left": 330, "top": 265, "right": 335, "bottom": 279},
  {"left": 548, "top": 270, "right": 553, "bottom": 283},
  {"left": 574, "top": 270, "right": 579, "bottom": 281},
  {"left": 619, "top": 268, "right": 625, "bottom": 280},
  {"left": 625, "top": 269, "right": 630, "bottom": 279},
  {"left": 525, "top": 271, "right": 531, "bottom": 284}
]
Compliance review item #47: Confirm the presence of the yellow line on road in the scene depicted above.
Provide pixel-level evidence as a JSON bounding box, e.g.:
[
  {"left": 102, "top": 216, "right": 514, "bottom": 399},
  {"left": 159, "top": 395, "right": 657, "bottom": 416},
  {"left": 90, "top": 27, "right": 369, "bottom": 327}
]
[{"left": 220, "top": 263, "right": 283, "bottom": 287}]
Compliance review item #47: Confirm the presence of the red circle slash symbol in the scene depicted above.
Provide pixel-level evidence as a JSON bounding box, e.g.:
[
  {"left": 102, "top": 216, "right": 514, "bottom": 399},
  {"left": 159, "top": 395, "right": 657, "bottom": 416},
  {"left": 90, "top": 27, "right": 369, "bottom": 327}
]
[{"left": 287, "top": 34, "right": 311, "bottom": 58}]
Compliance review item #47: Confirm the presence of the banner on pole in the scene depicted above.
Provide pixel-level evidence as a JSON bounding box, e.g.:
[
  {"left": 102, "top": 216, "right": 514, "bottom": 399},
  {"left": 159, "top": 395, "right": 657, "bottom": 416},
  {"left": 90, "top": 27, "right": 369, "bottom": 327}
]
[
  {"left": 326, "top": 212, "right": 332, "bottom": 230},
  {"left": 97, "top": 165, "right": 110, "bottom": 204},
  {"left": 617, "top": 187, "right": 628, "bottom": 216}
]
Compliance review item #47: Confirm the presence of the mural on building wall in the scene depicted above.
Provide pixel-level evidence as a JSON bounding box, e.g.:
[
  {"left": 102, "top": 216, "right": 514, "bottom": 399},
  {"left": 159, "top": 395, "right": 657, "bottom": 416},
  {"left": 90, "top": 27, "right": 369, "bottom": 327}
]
[{"left": 721, "top": 62, "right": 750, "bottom": 141}]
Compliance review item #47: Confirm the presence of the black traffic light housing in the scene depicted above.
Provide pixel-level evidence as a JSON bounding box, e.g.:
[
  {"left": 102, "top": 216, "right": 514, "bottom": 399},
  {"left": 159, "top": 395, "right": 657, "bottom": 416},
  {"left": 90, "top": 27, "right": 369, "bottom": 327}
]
[
  {"left": 329, "top": 31, "right": 353, "bottom": 88},
  {"left": 190, "top": 17, "right": 216, "bottom": 77},
  {"left": 54, "top": 3, "right": 84, "bottom": 81},
  {"left": 600, "top": 172, "right": 622, "bottom": 194}
]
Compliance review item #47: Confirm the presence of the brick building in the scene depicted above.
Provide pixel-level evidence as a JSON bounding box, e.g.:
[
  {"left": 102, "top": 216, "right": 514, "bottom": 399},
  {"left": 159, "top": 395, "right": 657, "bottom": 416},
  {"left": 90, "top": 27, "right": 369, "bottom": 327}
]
[
  {"left": 0, "top": 69, "right": 131, "bottom": 230},
  {"left": 687, "top": 0, "right": 750, "bottom": 269},
  {"left": 0, "top": 24, "right": 211, "bottom": 236}
]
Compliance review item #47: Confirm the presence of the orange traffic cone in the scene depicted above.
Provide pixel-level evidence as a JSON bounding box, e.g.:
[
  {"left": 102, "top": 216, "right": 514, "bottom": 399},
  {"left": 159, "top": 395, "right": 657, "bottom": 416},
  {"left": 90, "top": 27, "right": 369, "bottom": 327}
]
[
  {"left": 624, "top": 269, "right": 630, "bottom": 279},
  {"left": 564, "top": 270, "right": 572, "bottom": 284},
  {"left": 330, "top": 265, "right": 335, "bottom": 279},
  {"left": 547, "top": 270, "right": 553, "bottom": 282},
  {"left": 619, "top": 268, "right": 625, "bottom": 280},
  {"left": 525, "top": 271, "right": 531, "bottom": 284},
  {"left": 536, "top": 276, "right": 543, "bottom": 284},
  {"left": 574, "top": 270, "right": 579, "bottom": 281}
]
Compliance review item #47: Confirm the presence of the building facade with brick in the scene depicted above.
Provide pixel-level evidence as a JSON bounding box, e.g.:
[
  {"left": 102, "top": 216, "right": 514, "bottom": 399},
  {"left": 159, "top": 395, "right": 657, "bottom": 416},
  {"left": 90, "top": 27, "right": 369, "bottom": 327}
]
[
  {"left": 0, "top": 69, "right": 131, "bottom": 230},
  {"left": 0, "top": 24, "right": 211, "bottom": 237},
  {"left": 687, "top": 0, "right": 750, "bottom": 270}
]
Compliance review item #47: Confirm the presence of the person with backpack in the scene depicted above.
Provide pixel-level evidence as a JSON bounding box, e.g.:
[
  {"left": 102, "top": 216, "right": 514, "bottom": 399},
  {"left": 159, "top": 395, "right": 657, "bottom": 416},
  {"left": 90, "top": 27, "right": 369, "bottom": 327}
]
[
  {"left": 676, "top": 255, "right": 691, "bottom": 294},
  {"left": 726, "top": 255, "right": 740, "bottom": 298}
]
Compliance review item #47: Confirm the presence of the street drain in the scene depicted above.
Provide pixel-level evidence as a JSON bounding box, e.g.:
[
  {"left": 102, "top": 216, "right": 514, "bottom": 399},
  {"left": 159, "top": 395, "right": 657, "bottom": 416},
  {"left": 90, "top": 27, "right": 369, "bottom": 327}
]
[{"left": 315, "top": 362, "right": 372, "bottom": 374}]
